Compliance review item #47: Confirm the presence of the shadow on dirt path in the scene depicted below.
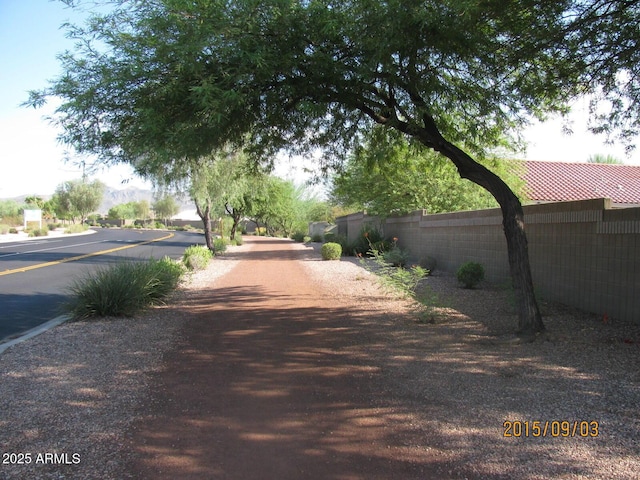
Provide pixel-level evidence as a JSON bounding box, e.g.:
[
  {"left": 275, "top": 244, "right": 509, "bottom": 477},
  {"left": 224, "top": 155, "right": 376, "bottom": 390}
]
[{"left": 126, "top": 236, "right": 450, "bottom": 479}]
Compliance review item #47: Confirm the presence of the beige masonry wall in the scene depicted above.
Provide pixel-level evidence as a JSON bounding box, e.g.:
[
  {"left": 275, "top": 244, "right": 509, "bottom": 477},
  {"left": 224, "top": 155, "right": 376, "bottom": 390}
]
[{"left": 336, "top": 198, "right": 640, "bottom": 323}]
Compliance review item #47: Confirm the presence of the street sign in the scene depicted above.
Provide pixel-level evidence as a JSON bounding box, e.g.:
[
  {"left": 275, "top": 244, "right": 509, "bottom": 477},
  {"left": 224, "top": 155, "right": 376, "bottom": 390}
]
[{"left": 23, "top": 209, "right": 42, "bottom": 229}]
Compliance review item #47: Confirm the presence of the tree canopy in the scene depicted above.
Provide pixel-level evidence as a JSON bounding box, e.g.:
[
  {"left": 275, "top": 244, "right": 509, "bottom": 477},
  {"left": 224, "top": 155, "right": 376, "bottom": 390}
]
[
  {"left": 31, "top": 1, "right": 639, "bottom": 164},
  {"left": 153, "top": 195, "right": 180, "bottom": 224},
  {"left": 29, "top": 0, "right": 640, "bottom": 335},
  {"left": 331, "top": 127, "right": 526, "bottom": 216},
  {"left": 54, "top": 179, "right": 105, "bottom": 224}
]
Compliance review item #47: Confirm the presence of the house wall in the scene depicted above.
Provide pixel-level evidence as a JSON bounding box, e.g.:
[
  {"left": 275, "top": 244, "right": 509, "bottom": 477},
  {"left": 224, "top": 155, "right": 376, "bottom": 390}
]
[{"left": 335, "top": 198, "right": 640, "bottom": 323}]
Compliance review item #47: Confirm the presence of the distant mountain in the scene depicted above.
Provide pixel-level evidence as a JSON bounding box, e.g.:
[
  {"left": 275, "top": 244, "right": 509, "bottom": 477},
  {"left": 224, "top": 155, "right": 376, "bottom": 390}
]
[
  {"left": 99, "top": 186, "right": 155, "bottom": 213},
  {"left": 99, "top": 187, "right": 194, "bottom": 214},
  {"left": 2, "top": 187, "right": 193, "bottom": 216}
]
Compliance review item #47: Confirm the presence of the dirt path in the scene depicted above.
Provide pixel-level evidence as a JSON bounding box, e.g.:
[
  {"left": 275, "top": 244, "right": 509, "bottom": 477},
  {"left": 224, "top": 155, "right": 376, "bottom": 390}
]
[{"left": 126, "top": 236, "right": 441, "bottom": 479}]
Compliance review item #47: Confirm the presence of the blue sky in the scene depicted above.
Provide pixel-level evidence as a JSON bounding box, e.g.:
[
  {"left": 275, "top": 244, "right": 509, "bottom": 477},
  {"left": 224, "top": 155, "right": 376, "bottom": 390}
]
[
  {"left": 0, "top": 0, "right": 153, "bottom": 198},
  {"left": 1, "top": 0, "right": 638, "bottom": 199}
]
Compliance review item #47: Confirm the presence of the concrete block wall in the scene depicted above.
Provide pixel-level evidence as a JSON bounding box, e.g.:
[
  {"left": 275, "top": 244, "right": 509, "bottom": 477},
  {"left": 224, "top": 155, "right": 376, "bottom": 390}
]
[{"left": 336, "top": 198, "right": 640, "bottom": 323}]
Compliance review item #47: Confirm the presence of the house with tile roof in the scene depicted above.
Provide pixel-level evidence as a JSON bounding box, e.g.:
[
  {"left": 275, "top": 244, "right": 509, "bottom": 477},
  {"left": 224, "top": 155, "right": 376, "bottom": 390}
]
[{"left": 518, "top": 160, "right": 640, "bottom": 207}]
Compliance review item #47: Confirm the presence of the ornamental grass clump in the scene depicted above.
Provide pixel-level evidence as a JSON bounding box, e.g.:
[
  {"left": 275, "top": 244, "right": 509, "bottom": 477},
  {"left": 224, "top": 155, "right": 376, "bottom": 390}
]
[
  {"left": 321, "top": 242, "right": 342, "bottom": 260},
  {"left": 291, "top": 231, "right": 306, "bottom": 242},
  {"left": 64, "top": 257, "right": 185, "bottom": 319},
  {"left": 183, "top": 244, "right": 214, "bottom": 271},
  {"left": 456, "top": 261, "right": 485, "bottom": 289},
  {"left": 382, "top": 237, "right": 410, "bottom": 266},
  {"left": 213, "top": 237, "right": 227, "bottom": 254},
  {"left": 28, "top": 228, "right": 49, "bottom": 237},
  {"left": 64, "top": 224, "right": 89, "bottom": 234},
  {"left": 359, "top": 235, "right": 428, "bottom": 299}
]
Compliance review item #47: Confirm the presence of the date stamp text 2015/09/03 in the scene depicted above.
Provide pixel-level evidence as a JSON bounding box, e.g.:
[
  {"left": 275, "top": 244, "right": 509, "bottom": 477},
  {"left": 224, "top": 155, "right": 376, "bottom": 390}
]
[{"left": 503, "top": 420, "right": 599, "bottom": 438}]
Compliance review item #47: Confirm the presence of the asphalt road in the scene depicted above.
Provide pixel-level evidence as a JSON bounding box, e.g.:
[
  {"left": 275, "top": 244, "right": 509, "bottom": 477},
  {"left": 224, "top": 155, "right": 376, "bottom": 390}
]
[{"left": 0, "top": 228, "right": 205, "bottom": 342}]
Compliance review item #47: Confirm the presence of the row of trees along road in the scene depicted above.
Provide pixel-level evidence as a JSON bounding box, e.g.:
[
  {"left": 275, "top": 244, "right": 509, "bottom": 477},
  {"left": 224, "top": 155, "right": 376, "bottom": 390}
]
[
  {"left": 27, "top": 1, "right": 640, "bottom": 337},
  {"left": 2, "top": 180, "right": 106, "bottom": 225},
  {"left": 106, "top": 197, "right": 181, "bottom": 225},
  {"left": 150, "top": 145, "right": 330, "bottom": 250}
]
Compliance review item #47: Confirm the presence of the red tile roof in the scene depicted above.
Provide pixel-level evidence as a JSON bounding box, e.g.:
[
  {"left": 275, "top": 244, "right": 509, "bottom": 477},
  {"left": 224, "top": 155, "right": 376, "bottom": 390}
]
[{"left": 519, "top": 160, "right": 640, "bottom": 204}]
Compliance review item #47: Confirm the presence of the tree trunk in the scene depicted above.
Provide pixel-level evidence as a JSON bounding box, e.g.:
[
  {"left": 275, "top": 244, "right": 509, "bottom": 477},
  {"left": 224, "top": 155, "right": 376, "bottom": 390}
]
[
  {"left": 195, "top": 200, "right": 214, "bottom": 251},
  {"left": 414, "top": 117, "right": 545, "bottom": 337},
  {"left": 225, "top": 203, "right": 242, "bottom": 241}
]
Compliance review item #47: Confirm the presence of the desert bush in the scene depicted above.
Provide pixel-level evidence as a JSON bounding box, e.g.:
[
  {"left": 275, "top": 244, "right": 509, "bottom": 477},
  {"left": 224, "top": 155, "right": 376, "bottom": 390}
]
[
  {"left": 383, "top": 247, "right": 410, "bottom": 267},
  {"left": 291, "top": 231, "right": 306, "bottom": 242},
  {"left": 359, "top": 249, "right": 428, "bottom": 299},
  {"left": 230, "top": 235, "right": 244, "bottom": 246},
  {"left": 1, "top": 215, "right": 22, "bottom": 227},
  {"left": 9, "top": 227, "right": 18, "bottom": 234},
  {"left": 65, "top": 224, "right": 89, "bottom": 234},
  {"left": 28, "top": 228, "right": 49, "bottom": 237},
  {"left": 321, "top": 242, "right": 342, "bottom": 260},
  {"left": 356, "top": 225, "right": 389, "bottom": 255},
  {"left": 183, "top": 245, "right": 214, "bottom": 271},
  {"left": 64, "top": 257, "right": 185, "bottom": 319},
  {"left": 332, "top": 233, "right": 356, "bottom": 256},
  {"left": 311, "top": 233, "right": 323, "bottom": 243},
  {"left": 420, "top": 255, "right": 437, "bottom": 272},
  {"left": 213, "top": 237, "right": 227, "bottom": 254},
  {"left": 0, "top": 224, "right": 10, "bottom": 235},
  {"left": 456, "top": 261, "right": 485, "bottom": 289},
  {"left": 47, "top": 223, "right": 62, "bottom": 231}
]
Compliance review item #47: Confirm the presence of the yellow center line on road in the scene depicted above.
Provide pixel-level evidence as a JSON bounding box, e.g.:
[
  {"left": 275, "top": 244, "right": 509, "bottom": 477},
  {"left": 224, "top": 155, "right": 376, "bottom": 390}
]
[{"left": 0, "top": 232, "right": 175, "bottom": 277}]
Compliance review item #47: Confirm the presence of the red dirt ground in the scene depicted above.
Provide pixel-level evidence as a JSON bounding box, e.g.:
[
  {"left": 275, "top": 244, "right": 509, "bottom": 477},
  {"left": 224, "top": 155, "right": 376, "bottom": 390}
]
[{"left": 125, "top": 236, "right": 451, "bottom": 479}]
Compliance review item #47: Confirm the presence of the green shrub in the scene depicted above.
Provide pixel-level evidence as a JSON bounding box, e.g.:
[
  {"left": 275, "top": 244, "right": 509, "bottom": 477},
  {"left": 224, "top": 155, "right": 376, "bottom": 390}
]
[
  {"left": 356, "top": 225, "right": 389, "bottom": 255},
  {"left": 28, "top": 228, "right": 49, "bottom": 237},
  {"left": 303, "top": 235, "right": 311, "bottom": 243},
  {"left": 383, "top": 247, "right": 410, "bottom": 267},
  {"left": 47, "top": 223, "right": 61, "bottom": 231},
  {"left": 332, "top": 233, "right": 356, "bottom": 256},
  {"left": 64, "top": 257, "right": 185, "bottom": 319},
  {"left": 183, "top": 245, "right": 214, "bottom": 271},
  {"left": 323, "top": 232, "right": 336, "bottom": 243},
  {"left": 291, "top": 231, "right": 306, "bottom": 242},
  {"left": 420, "top": 256, "right": 437, "bottom": 272},
  {"left": 1, "top": 215, "right": 21, "bottom": 227},
  {"left": 359, "top": 249, "right": 428, "bottom": 299},
  {"left": 154, "top": 221, "right": 166, "bottom": 229},
  {"left": 456, "top": 261, "right": 485, "bottom": 289},
  {"left": 321, "top": 242, "right": 342, "bottom": 260},
  {"left": 213, "top": 237, "right": 227, "bottom": 254},
  {"left": 65, "top": 224, "right": 89, "bottom": 234},
  {"left": 9, "top": 227, "right": 18, "bottom": 234},
  {"left": 0, "top": 224, "right": 9, "bottom": 235},
  {"left": 230, "top": 235, "right": 244, "bottom": 246}
]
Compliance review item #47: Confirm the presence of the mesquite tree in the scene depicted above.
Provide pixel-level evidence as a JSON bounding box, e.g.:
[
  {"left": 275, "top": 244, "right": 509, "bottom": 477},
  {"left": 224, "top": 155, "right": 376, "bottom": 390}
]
[{"left": 28, "top": 0, "right": 640, "bottom": 336}]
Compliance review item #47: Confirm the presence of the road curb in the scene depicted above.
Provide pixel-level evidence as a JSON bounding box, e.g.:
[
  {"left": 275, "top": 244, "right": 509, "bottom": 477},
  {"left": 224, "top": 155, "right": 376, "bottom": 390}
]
[{"left": 0, "top": 315, "right": 71, "bottom": 355}]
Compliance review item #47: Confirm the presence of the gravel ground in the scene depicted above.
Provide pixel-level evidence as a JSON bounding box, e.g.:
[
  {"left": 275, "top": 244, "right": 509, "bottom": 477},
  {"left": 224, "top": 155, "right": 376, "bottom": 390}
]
[
  {"left": 0, "top": 253, "right": 241, "bottom": 480},
  {"left": 301, "top": 243, "right": 640, "bottom": 479},
  {"left": 1, "top": 239, "right": 639, "bottom": 479}
]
